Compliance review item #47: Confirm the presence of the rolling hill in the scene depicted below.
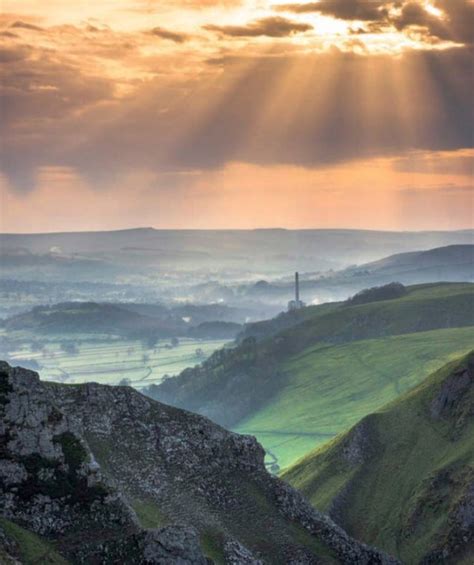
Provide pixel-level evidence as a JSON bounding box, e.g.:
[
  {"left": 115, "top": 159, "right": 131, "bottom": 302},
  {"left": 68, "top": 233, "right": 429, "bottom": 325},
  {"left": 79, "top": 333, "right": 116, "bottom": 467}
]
[
  {"left": 1, "top": 228, "right": 472, "bottom": 284},
  {"left": 3, "top": 302, "right": 187, "bottom": 338},
  {"left": 2, "top": 301, "right": 245, "bottom": 340},
  {"left": 283, "top": 352, "right": 474, "bottom": 564},
  {"left": 238, "top": 244, "right": 474, "bottom": 307},
  {"left": 146, "top": 283, "right": 474, "bottom": 469}
]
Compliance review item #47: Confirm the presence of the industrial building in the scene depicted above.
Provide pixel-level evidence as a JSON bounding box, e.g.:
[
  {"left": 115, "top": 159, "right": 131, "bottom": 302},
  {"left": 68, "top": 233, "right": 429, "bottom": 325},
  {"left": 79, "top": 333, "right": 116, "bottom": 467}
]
[{"left": 288, "top": 272, "right": 305, "bottom": 311}]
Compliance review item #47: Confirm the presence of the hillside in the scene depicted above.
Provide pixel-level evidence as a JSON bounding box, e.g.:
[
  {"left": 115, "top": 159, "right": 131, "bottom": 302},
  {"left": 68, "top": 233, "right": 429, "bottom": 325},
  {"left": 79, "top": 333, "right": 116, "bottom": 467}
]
[
  {"left": 236, "top": 244, "right": 474, "bottom": 307},
  {"left": 146, "top": 283, "right": 474, "bottom": 468},
  {"left": 3, "top": 302, "right": 187, "bottom": 338},
  {"left": 0, "top": 362, "right": 396, "bottom": 564},
  {"left": 283, "top": 353, "right": 474, "bottom": 564},
  {"left": 3, "top": 229, "right": 472, "bottom": 272},
  {"left": 357, "top": 244, "right": 474, "bottom": 278}
]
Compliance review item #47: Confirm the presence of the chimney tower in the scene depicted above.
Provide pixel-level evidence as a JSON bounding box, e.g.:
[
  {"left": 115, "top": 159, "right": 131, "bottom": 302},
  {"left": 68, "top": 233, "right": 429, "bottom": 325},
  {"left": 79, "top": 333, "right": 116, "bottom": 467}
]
[{"left": 288, "top": 271, "right": 305, "bottom": 311}]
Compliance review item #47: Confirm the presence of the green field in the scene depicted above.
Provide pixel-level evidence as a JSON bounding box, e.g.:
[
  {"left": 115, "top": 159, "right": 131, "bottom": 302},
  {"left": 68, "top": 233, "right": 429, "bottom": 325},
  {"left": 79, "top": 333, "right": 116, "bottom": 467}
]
[
  {"left": 6, "top": 335, "right": 228, "bottom": 389},
  {"left": 236, "top": 326, "right": 474, "bottom": 470}
]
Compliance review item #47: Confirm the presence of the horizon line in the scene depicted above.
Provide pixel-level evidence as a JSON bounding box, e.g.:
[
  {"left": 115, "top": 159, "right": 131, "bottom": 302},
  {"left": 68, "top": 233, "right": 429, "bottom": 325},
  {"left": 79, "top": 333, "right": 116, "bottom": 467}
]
[{"left": 1, "top": 226, "right": 474, "bottom": 236}]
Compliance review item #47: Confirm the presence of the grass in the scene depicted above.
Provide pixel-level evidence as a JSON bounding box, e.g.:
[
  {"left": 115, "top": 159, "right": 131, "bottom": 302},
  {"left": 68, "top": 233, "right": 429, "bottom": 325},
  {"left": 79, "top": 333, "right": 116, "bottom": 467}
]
[
  {"left": 130, "top": 498, "right": 168, "bottom": 529},
  {"left": 200, "top": 531, "right": 226, "bottom": 564},
  {"left": 0, "top": 517, "right": 69, "bottom": 564},
  {"left": 6, "top": 335, "right": 227, "bottom": 388},
  {"left": 283, "top": 353, "right": 474, "bottom": 563},
  {"left": 236, "top": 326, "right": 474, "bottom": 470}
]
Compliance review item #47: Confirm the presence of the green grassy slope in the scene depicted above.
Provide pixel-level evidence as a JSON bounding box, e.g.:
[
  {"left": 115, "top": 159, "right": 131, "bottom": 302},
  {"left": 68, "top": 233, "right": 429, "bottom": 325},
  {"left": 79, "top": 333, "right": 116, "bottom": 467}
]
[
  {"left": 283, "top": 353, "right": 474, "bottom": 564},
  {"left": 0, "top": 517, "right": 69, "bottom": 564},
  {"left": 149, "top": 283, "right": 474, "bottom": 469},
  {"left": 236, "top": 326, "right": 474, "bottom": 469}
]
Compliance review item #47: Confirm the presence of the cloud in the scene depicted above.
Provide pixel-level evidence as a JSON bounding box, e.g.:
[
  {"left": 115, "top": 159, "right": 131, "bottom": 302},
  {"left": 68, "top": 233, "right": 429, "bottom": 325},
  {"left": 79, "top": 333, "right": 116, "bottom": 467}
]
[
  {"left": 204, "top": 16, "right": 312, "bottom": 37},
  {"left": 392, "top": 2, "right": 448, "bottom": 39},
  {"left": 147, "top": 26, "right": 190, "bottom": 43},
  {"left": 0, "top": 6, "right": 472, "bottom": 194},
  {"left": 10, "top": 20, "right": 43, "bottom": 32},
  {"left": 275, "top": 1, "right": 387, "bottom": 21},
  {"left": 393, "top": 149, "right": 474, "bottom": 176},
  {"left": 0, "top": 31, "right": 18, "bottom": 38},
  {"left": 0, "top": 45, "right": 31, "bottom": 63},
  {"left": 393, "top": 0, "right": 474, "bottom": 45},
  {"left": 276, "top": 0, "right": 474, "bottom": 45},
  {"left": 2, "top": 46, "right": 473, "bottom": 192}
]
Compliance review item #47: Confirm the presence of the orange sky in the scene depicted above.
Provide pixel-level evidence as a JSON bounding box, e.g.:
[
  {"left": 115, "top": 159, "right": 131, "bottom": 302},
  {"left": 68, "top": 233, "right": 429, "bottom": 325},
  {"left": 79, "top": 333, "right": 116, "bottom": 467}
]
[{"left": 1, "top": 1, "right": 473, "bottom": 231}]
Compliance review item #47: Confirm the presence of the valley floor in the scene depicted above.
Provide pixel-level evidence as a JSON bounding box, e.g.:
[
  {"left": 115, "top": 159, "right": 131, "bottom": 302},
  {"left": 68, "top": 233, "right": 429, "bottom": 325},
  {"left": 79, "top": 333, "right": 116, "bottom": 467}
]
[{"left": 4, "top": 334, "right": 228, "bottom": 388}]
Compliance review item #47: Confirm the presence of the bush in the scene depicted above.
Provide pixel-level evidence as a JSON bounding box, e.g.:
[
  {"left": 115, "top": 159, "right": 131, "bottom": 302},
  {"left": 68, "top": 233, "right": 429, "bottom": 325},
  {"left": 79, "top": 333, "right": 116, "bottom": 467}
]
[{"left": 346, "top": 282, "right": 407, "bottom": 306}]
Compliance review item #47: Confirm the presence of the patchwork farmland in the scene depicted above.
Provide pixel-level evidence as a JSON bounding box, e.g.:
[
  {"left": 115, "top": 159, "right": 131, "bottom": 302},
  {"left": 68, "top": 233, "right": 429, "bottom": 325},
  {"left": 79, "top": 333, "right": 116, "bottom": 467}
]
[{"left": 5, "top": 333, "right": 227, "bottom": 389}]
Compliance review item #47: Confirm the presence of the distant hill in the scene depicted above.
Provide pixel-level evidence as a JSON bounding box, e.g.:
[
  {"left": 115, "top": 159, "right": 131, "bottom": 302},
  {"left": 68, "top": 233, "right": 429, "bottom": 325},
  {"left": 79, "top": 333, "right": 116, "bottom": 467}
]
[
  {"left": 3, "top": 302, "right": 187, "bottom": 338},
  {"left": 0, "top": 361, "right": 396, "bottom": 564},
  {"left": 237, "top": 244, "right": 474, "bottom": 306},
  {"left": 283, "top": 352, "right": 474, "bottom": 564},
  {"left": 146, "top": 283, "right": 474, "bottom": 468},
  {"left": 349, "top": 244, "right": 474, "bottom": 281},
  {"left": 2, "top": 301, "right": 252, "bottom": 340},
  {"left": 1, "top": 228, "right": 472, "bottom": 279},
  {"left": 187, "top": 321, "right": 243, "bottom": 339}
]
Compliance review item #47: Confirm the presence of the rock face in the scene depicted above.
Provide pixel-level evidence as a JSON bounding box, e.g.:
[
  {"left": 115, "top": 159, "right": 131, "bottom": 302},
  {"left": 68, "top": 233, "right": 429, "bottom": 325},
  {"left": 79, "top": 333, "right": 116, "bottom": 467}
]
[{"left": 0, "top": 362, "right": 398, "bottom": 564}]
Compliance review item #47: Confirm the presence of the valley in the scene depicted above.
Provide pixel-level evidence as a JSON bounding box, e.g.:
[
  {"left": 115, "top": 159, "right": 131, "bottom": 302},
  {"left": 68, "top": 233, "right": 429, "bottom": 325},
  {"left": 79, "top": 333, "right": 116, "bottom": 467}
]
[
  {"left": 147, "top": 282, "right": 474, "bottom": 470},
  {"left": 237, "top": 326, "right": 474, "bottom": 469},
  {"left": 2, "top": 1, "right": 473, "bottom": 559},
  {"left": 1, "top": 235, "right": 473, "bottom": 563},
  {"left": 3, "top": 333, "right": 228, "bottom": 388}
]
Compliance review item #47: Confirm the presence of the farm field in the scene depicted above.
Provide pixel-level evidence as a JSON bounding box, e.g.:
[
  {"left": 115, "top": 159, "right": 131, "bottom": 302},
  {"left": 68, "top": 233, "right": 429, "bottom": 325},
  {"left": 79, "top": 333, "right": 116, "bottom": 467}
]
[
  {"left": 5, "top": 335, "right": 228, "bottom": 389},
  {"left": 236, "top": 326, "right": 474, "bottom": 471}
]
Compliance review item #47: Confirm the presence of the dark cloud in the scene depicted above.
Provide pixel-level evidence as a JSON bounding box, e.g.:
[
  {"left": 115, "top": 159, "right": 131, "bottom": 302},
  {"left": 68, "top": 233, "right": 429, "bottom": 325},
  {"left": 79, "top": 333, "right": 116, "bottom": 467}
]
[
  {"left": 0, "top": 31, "right": 18, "bottom": 38},
  {"left": 437, "top": 0, "right": 474, "bottom": 44},
  {"left": 0, "top": 42, "right": 115, "bottom": 191},
  {"left": 276, "top": 0, "right": 474, "bottom": 44},
  {"left": 397, "top": 0, "right": 474, "bottom": 45},
  {"left": 392, "top": 2, "right": 449, "bottom": 39},
  {"left": 204, "top": 16, "right": 312, "bottom": 37},
  {"left": 1, "top": 37, "right": 472, "bottom": 192},
  {"left": 147, "top": 26, "right": 190, "bottom": 43},
  {"left": 10, "top": 20, "right": 43, "bottom": 32},
  {"left": 275, "top": 1, "right": 387, "bottom": 21},
  {"left": 0, "top": 45, "right": 31, "bottom": 63}
]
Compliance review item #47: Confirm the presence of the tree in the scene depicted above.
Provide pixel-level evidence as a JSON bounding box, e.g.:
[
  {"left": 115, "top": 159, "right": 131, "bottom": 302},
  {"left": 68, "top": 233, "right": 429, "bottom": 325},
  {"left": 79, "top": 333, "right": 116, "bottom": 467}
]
[
  {"left": 60, "top": 341, "right": 79, "bottom": 355},
  {"left": 145, "top": 335, "right": 159, "bottom": 349},
  {"left": 118, "top": 377, "right": 131, "bottom": 387},
  {"left": 170, "top": 337, "right": 179, "bottom": 348},
  {"left": 195, "top": 348, "right": 205, "bottom": 359}
]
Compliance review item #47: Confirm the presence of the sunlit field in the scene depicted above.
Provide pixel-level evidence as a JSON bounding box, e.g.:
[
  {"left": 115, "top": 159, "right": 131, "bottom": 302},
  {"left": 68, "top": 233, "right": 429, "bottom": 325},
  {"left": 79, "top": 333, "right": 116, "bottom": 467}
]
[
  {"left": 237, "top": 326, "right": 474, "bottom": 471},
  {"left": 5, "top": 333, "right": 227, "bottom": 389}
]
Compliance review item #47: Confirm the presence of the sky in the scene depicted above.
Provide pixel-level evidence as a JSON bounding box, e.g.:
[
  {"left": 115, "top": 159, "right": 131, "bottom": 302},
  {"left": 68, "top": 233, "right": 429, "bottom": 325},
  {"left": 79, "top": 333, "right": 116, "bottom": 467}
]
[{"left": 0, "top": 0, "right": 473, "bottom": 232}]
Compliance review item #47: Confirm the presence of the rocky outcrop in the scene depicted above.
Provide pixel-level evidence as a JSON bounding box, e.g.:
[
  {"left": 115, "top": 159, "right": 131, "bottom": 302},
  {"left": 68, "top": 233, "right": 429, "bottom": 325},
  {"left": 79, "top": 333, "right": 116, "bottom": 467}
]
[
  {"left": 1, "top": 362, "right": 397, "bottom": 563},
  {"left": 0, "top": 361, "right": 210, "bottom": 563},
  {"left": 430, "top": 367, "right": 471, "bottom": 418}
]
